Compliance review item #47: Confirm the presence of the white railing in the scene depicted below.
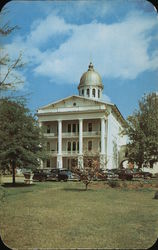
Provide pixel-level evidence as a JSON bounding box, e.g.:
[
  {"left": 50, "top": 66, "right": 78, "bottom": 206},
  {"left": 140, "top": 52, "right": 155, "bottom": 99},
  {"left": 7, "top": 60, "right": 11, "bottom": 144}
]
[{"left": 44, "top": 131, "right": 101, "bottom": 138}]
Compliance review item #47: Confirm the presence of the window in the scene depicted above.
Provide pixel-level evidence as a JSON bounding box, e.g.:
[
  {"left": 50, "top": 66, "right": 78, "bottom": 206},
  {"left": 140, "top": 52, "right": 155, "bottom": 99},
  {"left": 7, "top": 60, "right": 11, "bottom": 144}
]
[
  {"left": 77, "top": 123, "right": 79, "bottom": 132},
  {"left": 88, "top": 141, "right": 92, "bottom": 151},
  {"left": 82, "top": 89, "right": 84, "bottom": 95},
  {"left": 67, "top": 142, "right": 71, "bottom": 151},
  {"left": 73, "top": 102, "right": 76, "bottom": 106},
  {"left": 77, "top": 141, "right": 79, "bottom": 151},
  {"left": 87, "top": 88, "right": 90, "bottom": 97},
  {"left": 47, "top": 142, "right": 50, "bottom": 151},
  {"left": 73, "top": 141, "right": 76, "bottom": 151},
  {"left": 47, "top": 125, "right": 50, "bottom": 133},
  {"left": 68, "top": 124, "right": 71, "bottom": 133},
  {"left": 57, "top": 142, "right": 58, "bottom": 152},
  {"left": 73, "top": 124, "right": 76, "bottom": 133},
  {"left": 47, "top": 159, "right": 50, "bottom": 168},
  {"left": 92, "top": 88, "right": 95, "bottom": 97},
  {"left": 98, "top": 89, "right": 100, "bottom": 98},
  {"left": 88, "top": 123, "right": 92, "bottom": 132}
]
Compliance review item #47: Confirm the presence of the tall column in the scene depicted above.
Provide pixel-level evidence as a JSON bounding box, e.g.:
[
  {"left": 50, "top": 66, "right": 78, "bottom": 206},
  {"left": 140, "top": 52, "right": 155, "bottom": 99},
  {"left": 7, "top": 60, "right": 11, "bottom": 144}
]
[
  {"left": 100, "top": 117, "right": 106, "bottom": 169},
  {"left": 78, "top": 119, "right": 83, "bottom": 168},
  {"left": 57, "top": 120, "right": 62, "bottom": 169}
]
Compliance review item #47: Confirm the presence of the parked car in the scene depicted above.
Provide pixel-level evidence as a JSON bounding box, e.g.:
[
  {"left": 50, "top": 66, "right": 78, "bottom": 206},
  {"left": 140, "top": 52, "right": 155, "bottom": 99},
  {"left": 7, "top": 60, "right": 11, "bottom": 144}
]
[
  {"left": 33, "top": 169, "right": 48, "bottom": 182},
  {"left": 105, "top": 169, "right": 118, "bottom": 180},
  {"left": 132, "top": 169, "right": 152, "bottom": 179},
  {"left": 118, "top": 169, "right": 133, "bottom": 181}
]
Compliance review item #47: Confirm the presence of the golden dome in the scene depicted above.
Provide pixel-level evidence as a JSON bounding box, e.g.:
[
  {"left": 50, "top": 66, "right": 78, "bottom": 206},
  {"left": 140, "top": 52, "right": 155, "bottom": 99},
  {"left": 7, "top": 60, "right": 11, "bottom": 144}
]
[{"left": 78, "top": 62, "right": 104, "bottom": 89}]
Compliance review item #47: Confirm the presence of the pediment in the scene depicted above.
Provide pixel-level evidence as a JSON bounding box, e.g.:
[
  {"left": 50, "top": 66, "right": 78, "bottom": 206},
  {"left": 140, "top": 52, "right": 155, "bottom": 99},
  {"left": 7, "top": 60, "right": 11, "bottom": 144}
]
[{"left": 40, "top": 95, "right": 106, "bottom": 110}]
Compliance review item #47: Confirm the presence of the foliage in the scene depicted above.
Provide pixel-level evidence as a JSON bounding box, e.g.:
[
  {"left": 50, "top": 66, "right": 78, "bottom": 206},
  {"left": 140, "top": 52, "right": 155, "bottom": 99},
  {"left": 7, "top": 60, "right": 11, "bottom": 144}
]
[
  {"left": 108, "top": 180, "right": 120, "bottom": 188},
  {"left": 71, "top": 156, "right": 107, "bottom": 190},
  {"left": 125, "top": 93, "right": 158, "bottom": 168},
  {"left": 0, "top": 98, "right": 47, "bottom": 184},
  {"left": 0, "top": 8, "right": 25, "bottom": 92}
]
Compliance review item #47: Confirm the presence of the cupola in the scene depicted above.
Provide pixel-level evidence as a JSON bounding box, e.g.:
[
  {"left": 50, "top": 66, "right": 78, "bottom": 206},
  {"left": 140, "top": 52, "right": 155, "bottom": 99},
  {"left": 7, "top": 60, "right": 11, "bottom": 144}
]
[{"left": 78, "top": 62, "right": 104, "bottom": 100}]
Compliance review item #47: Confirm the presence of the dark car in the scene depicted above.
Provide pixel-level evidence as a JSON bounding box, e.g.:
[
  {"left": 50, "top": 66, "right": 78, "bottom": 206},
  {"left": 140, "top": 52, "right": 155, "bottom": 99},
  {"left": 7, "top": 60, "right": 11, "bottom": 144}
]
[
  {"left": 33, "top": 169, "right": 48, "bottom": 182},
  {"left": 118, "top": 169, "right": 133, "bottom": 181},
  {"left": 57, "top": 169, "right": 69, "bottom": 181}
]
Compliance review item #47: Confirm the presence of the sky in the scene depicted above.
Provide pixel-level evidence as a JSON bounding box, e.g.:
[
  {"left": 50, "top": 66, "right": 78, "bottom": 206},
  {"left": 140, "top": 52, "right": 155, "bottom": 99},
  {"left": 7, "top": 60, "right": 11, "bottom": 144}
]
[{"left": 1, "top": 0, "right": 158, "bottom": 118}]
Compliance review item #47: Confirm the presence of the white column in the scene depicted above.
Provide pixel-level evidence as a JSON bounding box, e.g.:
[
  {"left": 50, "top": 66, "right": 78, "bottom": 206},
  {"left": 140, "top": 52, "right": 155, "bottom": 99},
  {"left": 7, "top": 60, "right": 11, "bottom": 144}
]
[
  {"left": 57, "top": 120, "right": 62, "bottom": 169},
  {"left": 100, "top": 117, "right": 106, "bottom": 169},
  {"left": 79, "top": 119, "right": 83, "bottom": 155},
  {"left": 90, "top": 87, "right": 92, "bottom": 98},
  {"left": 101, "top": 117, "right": 105, "bottom": 154},
  {"left": 78, "top": 119, "right": 83, "bottom": 168}
]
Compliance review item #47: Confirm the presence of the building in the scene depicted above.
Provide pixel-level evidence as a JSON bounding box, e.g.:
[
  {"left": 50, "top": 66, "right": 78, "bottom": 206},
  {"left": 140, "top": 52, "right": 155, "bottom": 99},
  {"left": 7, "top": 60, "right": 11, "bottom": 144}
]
[{"left": 37, "top": 62, "right": 127, "bottom": 170}]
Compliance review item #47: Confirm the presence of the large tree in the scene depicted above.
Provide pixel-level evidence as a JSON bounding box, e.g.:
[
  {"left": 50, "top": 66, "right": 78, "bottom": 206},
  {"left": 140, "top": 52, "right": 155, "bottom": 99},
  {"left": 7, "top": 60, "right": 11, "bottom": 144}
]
[
  {"left": 0, "top": 8, "right": 24, "bottom": 92},
  {"left": 0, "top": 98, "right": 47, "bottom": 184},
  {"left": 125, "top": 92, "right": 158, "bottom": 168}
]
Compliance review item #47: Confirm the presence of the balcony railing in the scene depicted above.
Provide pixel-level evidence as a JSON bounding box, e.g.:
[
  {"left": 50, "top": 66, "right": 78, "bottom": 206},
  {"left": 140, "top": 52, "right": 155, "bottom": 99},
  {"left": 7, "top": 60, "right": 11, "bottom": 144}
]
[{"left": 44, "top": 131, "right": 101, "bottom": 138}]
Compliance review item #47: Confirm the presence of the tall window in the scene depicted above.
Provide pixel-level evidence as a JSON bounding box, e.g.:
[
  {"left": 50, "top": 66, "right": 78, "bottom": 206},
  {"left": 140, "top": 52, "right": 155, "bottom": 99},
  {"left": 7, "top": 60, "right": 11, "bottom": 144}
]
[
  {"left": 82, "top": 89, "right": 84, "bottom": 96},
  {"left": 77, "top": 141, "right": 79, "bottom": 152},
  {"left": 67, "top": 141, "right": 71, "bottom": 151},
  {"left": 73, "top": 141, "right": 76, "bottom": 151},
  {"left": 47, "top": 142, "right": 50, "bottom": 151},
  {"left": 98, "top": 89, "right": 100, "bottom": 98},
  {"left": 88, "top": 141, "right": 92, "bottom": 151},
  {"left": 73, "top": 124, "right": 76, "bottom": 133},
  {"left": 87, "top": 88, "right": 90, "bottom": 97},
  {"left": 68, "top": 124, "right": 71, "bottom": 133},
  {"left": 92, "top": 88, "right": 95, "bottom": 97},
  {"left": 47, "top": 159, "right": 50, "bottom": 168},
  {"left": 47, "top": 125, "right": 50, "bottom": 133},
  {"left": 88, "top": 123, "right": 92, "bottom": 132}
]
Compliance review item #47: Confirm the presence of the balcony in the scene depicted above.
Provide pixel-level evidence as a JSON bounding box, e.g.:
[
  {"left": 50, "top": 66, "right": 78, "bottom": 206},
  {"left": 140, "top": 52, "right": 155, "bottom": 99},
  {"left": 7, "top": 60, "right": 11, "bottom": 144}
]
[
  {"left": 44, "top": 131, "right": 101, "bottom": 138},
  {"left": 44, "top": 133, "right": 57, "bottom": 138}
]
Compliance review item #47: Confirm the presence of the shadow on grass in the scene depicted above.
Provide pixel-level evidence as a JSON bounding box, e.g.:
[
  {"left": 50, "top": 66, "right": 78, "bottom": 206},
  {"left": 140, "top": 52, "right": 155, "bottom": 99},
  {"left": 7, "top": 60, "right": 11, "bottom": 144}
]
[
  {"left": 2, "top": 183, "right": 35, "bottom": 188},
  {"left": 63, "top": 188, "right": 95, "bottom": 192}
]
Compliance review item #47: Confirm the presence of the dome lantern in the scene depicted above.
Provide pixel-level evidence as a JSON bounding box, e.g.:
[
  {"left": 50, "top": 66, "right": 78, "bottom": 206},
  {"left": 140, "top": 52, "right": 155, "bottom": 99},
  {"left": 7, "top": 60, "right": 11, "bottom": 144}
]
[{"left": 78, "top": 62, "right": 104, "bottom": 100}]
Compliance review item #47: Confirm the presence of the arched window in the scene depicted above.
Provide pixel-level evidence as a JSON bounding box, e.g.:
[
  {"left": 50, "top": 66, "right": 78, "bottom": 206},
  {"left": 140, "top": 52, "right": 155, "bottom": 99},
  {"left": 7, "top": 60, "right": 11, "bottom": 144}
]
[
  {"left": 87, "top": 88, "right": 90, "bottom": 97},
  {"left": 92, "top": 88, "right": 95, "bottom": 97},
  {"left": 67, "top": 142, "right": 71, "bottom": 151},
  {"left": 82, "top": 89, "right": 84, "bottom": 96},
  {"left": 98, "top": 89, "right": 100, "bottom": 98},
  {"left": 73, "top": 141, "right": 76, "bottom": 151}
]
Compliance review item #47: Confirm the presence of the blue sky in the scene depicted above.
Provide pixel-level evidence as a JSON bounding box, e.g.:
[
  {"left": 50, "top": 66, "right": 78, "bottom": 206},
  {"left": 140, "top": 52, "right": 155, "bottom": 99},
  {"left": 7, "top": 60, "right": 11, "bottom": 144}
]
[{"left": 1, "top": 0, "right": 158, "bottom": 118}]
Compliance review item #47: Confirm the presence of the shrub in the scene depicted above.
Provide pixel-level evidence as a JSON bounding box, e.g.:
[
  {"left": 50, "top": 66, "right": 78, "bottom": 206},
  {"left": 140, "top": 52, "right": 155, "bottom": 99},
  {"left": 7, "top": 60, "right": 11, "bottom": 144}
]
[{"left": 108, "top": 180, "right": 120, "bottom": 188}]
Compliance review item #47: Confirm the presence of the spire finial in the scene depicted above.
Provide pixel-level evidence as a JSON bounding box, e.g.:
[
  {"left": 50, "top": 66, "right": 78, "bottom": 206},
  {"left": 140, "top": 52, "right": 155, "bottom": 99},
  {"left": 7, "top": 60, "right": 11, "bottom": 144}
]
[{"left": 88, "top": 62, "right": 94, "bottom": 71}]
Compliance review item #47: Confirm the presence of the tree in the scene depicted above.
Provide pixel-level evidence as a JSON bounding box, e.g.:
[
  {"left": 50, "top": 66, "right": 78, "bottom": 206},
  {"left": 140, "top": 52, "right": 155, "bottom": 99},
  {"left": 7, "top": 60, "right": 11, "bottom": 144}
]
[
  {"left": 0, "top": 8, "right": 24, "bottom": 92},
  {"left": 71, "top": 156, "right": 107, "bottom": 190},
  {"left": 0, "top": 98, "right": 47, "bottom": 184},
  {"left": 125, "top": 92, "right": 158, "bottom": 168}
]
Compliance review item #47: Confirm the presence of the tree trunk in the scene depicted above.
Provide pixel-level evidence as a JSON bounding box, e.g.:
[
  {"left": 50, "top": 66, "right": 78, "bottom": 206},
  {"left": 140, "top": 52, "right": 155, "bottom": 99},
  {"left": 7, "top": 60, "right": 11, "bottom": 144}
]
[
  {"left": 85, "top": 183, "right": 88, "bottom": 191},
  {"left": 12, "top": 161, "right": 16, "bottom": 185}
]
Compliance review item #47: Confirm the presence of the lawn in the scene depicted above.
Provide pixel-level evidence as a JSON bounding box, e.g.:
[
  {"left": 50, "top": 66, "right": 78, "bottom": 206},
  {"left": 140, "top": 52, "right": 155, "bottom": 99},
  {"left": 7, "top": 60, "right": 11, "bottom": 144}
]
[{"left": 0, "top": 177, "right": 158, "bottom": 249}]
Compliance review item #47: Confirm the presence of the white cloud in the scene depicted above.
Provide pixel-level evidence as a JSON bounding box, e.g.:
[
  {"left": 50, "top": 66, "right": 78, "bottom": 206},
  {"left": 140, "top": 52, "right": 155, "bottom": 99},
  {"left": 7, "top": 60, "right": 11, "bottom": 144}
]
[{"left": 5, "top": 11, "right": 158, "bottom": 86}]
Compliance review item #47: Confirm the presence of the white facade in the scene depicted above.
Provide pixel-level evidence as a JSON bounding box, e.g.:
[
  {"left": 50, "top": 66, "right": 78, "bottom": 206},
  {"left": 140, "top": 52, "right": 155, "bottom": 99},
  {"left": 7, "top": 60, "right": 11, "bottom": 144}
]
[{"left": 37, "top": 63, "right": 127, "bottom": 170}]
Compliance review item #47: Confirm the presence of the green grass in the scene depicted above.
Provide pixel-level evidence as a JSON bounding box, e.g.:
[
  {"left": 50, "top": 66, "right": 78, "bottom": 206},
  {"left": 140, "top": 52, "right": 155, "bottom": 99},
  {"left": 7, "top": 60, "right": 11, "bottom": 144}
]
[{"left": 0, "top": 178, "right": 158, "bottom": 249}]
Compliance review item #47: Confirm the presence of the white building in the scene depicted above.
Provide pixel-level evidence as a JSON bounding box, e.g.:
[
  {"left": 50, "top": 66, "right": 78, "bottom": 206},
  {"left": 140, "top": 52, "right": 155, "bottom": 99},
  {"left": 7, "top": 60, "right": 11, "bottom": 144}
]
[{"left": 37, "top": 62, "right": 127, "bottom": 170}]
